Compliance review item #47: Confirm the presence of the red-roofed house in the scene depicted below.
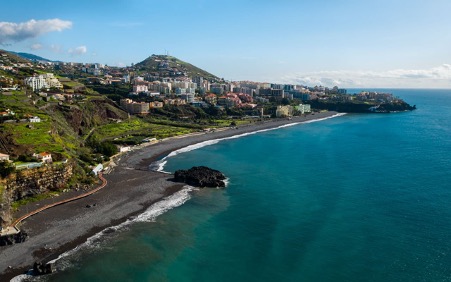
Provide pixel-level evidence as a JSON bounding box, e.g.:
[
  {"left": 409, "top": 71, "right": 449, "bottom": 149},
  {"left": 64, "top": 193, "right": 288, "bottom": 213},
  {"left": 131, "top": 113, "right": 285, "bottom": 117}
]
[{"left": 33, "top": 152, "right": 53, "bottom": 163}]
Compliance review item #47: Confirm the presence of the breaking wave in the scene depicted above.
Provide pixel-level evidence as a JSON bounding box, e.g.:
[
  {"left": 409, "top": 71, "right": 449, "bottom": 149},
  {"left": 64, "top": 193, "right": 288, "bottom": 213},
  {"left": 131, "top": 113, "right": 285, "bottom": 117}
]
[
  {"left": 154, "top": 113, "right": 346, "bottom": 172},
  {"left": 47, "top": 185, "right": 194, "bottom": 265}
]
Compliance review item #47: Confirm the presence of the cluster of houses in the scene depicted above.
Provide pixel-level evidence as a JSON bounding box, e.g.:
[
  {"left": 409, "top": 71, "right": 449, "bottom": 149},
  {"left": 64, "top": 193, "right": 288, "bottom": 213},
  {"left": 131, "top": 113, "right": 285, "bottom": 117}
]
[
  {"left": 0, "top": 110, "right": 41, "bottom": 123},
  {"left": 23, "top": 73, "right": 63, "bottom": 92},
  {"left": 355, "top": 91, "right": 396, "bottom": 103},
  {"left": 119, "top": 98, "right": 187, "bottom": 114},
  {"left": 0, "top": 109, "right": 15, "bottom": 118},
  {"left": 1, "top": 51, "right": 361, "bottom": 120},
  {"left": 124, "top": 73, "right": 349, "bottom": 110},
  {"left": 0, "top": 52, "right": 34, "bottom": 71}
]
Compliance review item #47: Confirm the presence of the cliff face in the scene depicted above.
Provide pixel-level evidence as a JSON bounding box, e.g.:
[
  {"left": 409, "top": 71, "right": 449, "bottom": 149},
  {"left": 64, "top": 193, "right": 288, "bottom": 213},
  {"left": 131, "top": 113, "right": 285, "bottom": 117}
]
[
  {"left": 0, "top": 191, "right": 11, "bottom": 229},
  {"left": 0, "top": 163, "right": 73, "bottom": 227},
  {"left": 57, "top": 99, "right": 128, "bottom": 136}
]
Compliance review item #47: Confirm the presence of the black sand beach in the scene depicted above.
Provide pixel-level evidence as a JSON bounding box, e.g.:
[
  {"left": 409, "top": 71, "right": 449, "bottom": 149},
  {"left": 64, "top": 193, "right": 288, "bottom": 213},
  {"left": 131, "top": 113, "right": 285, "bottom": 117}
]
[{"left": 0, "top": 111, "right": 339, "bottom": 280}]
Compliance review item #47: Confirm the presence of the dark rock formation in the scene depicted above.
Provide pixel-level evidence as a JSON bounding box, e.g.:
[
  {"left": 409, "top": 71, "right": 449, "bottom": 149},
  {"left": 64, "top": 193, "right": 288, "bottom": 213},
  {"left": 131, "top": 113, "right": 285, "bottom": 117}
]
[
  {"left": 33, "top": 261, "right": 54, "bottom": 275},
  {"left": 174, "top": 166, "right": 226, "bottom": 188},
  {"left": 0, "top": 231, "right": 27, "bottom": 246}
]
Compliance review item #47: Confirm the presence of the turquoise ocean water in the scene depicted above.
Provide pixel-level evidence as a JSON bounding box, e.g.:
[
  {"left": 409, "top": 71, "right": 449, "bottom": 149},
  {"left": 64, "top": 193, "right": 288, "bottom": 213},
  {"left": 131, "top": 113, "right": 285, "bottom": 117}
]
[{"left": 42, "top": 89, "right": 451, "bottom": 282}]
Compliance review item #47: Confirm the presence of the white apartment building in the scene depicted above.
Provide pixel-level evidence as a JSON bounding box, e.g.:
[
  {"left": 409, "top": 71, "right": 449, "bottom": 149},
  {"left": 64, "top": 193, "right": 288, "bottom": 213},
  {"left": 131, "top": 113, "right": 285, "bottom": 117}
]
[
  {"left": 24, "top": 76, "right": 47, "bottom": 91},
  {"left": 24, "top": 73, "right": 62, "bottom": 91},
  {"left": 133, "top": 84, "right": 149, "bottom": 93},
  {"left": 43, "top": 73, "right": 63, "bottom": 89}
]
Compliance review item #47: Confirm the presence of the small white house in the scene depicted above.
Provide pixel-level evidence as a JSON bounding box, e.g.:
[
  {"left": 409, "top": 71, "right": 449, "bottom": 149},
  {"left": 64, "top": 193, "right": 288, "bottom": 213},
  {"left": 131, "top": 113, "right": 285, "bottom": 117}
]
[
  {"left": 0, "top": 153, "right": 9, "bottom": 161},
  {"left": 33, "top": 152, "right": 52, "bottom": 163},
  {"left": 29, "top": 116, "right": 41, "bottom": 123},
  {"left": 119, "top": 146, "right": 131, "bottom": 153}
]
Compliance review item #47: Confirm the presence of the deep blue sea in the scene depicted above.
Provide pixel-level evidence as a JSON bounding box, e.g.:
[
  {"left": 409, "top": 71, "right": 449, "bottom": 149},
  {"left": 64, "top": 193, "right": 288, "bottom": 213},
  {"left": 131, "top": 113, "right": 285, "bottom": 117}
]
[{"left": 40, "top": 89, "right": 451, "bottom": 282}]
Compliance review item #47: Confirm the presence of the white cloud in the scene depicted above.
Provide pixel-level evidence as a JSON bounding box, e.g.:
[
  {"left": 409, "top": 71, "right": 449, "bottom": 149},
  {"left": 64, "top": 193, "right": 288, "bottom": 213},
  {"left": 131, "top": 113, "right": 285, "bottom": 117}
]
[
  {"left": 279, "top": 65, "right": 451, "bottom": 88},
  {"left": 0, "top": 19, "right": 72, "bottom": 44},
  {"left": 30, "top": 43, "right": 43, "bottom": 50},
  {"left": 68, "top": 45, "right": 87, "bottom": 56}
]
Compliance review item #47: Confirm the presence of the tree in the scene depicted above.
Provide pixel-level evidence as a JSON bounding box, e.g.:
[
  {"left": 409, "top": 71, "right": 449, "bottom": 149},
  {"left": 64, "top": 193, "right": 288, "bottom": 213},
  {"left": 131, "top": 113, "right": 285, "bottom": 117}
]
[
  {"left": 98, "top": 142, "right": 118, "bottom": 157},
  {"left": 281, "top": 98, "right": 290, "bottom": 105},
  {"left": 0, "top": 161, "right": 15, "bottom": 178}
]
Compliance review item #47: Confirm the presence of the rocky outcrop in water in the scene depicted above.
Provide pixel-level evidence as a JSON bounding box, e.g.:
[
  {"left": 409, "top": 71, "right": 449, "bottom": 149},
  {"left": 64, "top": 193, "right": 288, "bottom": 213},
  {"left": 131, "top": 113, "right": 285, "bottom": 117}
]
[
  {"left": 174, "top": 166, "right": 226, "bottom": 188},
  {"left": 33, "top": 261, "right": 54, "bottom": 275}
]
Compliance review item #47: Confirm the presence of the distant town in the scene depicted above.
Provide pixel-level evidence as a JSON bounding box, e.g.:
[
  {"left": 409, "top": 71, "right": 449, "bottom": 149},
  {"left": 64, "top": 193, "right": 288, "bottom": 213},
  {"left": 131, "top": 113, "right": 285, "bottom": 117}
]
[{"left": 1, "top": 52, "right": 409, "bottom": 120}]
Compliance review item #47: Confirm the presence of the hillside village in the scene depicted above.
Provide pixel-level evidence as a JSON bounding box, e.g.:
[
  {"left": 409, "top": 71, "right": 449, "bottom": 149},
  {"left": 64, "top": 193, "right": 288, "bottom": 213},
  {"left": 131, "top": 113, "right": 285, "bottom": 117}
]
[{"left": 0, "top": 49, "right": 415, "bottom": 228}]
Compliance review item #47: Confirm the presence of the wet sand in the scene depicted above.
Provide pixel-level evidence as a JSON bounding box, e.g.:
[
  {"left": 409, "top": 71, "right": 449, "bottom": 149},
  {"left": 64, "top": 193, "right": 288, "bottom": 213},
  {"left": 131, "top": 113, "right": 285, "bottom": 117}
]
[{"left": 0, "top": 111, "right": 339, "bottom": 280}]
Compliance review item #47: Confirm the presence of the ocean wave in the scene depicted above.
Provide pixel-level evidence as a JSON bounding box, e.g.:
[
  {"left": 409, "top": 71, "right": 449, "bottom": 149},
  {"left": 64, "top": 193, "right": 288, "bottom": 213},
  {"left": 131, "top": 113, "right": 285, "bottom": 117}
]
[
  {"left": 47, "top": 186, "right": 194, "bottom": 266},
  {"left": 302, "top": 112, "right": 347, "bottom": 124},
  {"left": 132, "top": 186, "right": 194, "bottom": 223},
  {"left": 155, "top": 113, "right": 346, "bottom": 172}
]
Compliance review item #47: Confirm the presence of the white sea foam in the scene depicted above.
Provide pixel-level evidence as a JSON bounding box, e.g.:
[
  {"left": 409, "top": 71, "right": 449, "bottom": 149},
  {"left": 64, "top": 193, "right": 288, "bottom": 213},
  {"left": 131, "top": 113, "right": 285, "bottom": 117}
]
[
  {"left": 155, "top": 113, "right": 346, "bottom": 172},
  {"left": 132, "top": 186, "right": 194, "bottom": 223},
  {"left": 47, "top": 185, "right": 194, "bottom": 265},
  {"left": 302, "top": 112, "right": 347, "bottom": 124},
  {"left": 10, "top": 274, "right": 32, "bottom": 282}
]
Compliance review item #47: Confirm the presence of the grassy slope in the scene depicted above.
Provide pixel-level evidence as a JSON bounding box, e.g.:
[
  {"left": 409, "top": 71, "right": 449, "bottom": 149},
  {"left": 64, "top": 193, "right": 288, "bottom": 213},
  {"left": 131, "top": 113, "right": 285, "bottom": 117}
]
[
  {"left": 0, "top": 91, "right": 71, "bottom": 156},
  {"left": 95, "top": 118, "right": 198, "bottom": 141},
  {"left": 0, "top": 49, "right": 31, "bottom": 64}
]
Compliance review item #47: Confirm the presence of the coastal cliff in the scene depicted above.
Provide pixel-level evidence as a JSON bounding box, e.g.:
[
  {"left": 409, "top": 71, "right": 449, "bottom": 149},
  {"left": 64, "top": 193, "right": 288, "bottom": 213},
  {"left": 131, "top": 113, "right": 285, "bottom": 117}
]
[{"left": 0, "top": 163, "right": 73, "bottom": 227}]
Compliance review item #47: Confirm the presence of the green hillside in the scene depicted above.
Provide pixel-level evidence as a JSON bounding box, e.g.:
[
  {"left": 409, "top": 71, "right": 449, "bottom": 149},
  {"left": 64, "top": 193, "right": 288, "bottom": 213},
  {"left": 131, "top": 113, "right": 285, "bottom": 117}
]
[
  {"left": 134, "top": 54, "right": 220, "bottom": 81},
  {"left": 7, "top": 51, "right": 56, "bottom": 63},
  {"left": 0, "top": 49, "right": 31, "bottom": 65}
]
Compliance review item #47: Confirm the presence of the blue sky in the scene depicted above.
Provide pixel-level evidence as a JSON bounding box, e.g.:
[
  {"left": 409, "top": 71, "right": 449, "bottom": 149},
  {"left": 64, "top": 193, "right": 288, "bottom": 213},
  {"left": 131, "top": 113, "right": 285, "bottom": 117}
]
[{"left": 1, "top": 0, "right": 451, "bottom": 88}]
